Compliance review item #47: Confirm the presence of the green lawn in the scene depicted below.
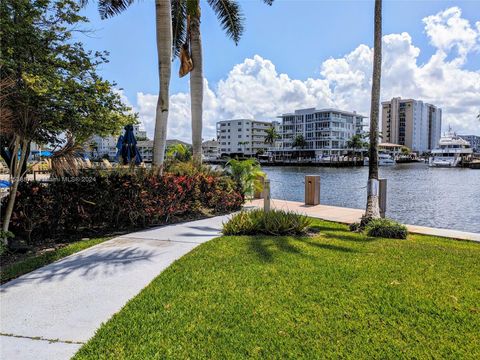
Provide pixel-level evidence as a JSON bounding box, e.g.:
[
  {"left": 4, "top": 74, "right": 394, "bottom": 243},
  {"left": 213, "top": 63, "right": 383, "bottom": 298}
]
[
  {"left": 1, "top": 237, "right": 111, "bottom": 284},
  {"left": 74, "top": 220, "right": 480, "bottom": 359}
]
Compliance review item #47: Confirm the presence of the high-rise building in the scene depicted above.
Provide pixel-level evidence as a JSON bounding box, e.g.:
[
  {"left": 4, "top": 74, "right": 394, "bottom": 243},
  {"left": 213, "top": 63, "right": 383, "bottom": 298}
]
[
  {"left": 381, "top": 97, "right": 441, "bottom": 152},
  {"left": 275, "top": 108, "right": 366, "bottom": 157},
  {"left": 216, "top": 119, "right": 278, "bottom": 156}
]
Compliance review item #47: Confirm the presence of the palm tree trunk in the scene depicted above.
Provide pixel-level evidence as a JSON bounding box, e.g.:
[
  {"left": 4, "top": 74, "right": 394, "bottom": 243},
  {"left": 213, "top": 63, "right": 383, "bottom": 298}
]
[
  {"left": 190, "top": 13, "right": 203, "bottom": 165},
  {"left": 2, "top": 137, "right": 28, "bottom": 244},
  {"left": 153, "top": 0, "right": 172, "bottom": 171},
  {"left": 364, "top": 0, "right": 382, "bottom": 220}
]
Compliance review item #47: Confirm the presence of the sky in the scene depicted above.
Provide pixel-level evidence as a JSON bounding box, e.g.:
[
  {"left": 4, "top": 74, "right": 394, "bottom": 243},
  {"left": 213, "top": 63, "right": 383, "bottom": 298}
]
[{"left": 78, "top": 0, "right": 480, "bottom": 142}]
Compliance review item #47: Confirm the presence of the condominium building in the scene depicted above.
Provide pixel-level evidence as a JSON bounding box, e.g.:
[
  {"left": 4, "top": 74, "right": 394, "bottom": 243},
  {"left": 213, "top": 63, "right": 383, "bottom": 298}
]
[
  {"left": 458, "top": 135, "right": 480, "bottom": 153},
  {"left": 202, "top": 139, "right": 219, "bottom": 159},
  {"left": 274, "top": 108, "right": 366, "bottom": 157},
  {"left": 381, "top": 97, "right": 441, "bottom": 152},
  {"left": 216, "top": 119, "right": 278, "bottom": 156}
]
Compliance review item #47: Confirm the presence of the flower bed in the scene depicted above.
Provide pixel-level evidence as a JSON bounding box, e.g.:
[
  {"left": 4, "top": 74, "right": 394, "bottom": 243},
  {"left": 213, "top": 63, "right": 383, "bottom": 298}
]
[{"left": 3, "top": 171, "right": 243, "bottom": 244}]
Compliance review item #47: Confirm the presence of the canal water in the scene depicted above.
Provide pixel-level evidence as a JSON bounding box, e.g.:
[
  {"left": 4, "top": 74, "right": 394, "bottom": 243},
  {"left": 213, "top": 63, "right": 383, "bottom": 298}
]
[{"left": 263, "top": 163, "right": 480, "bottom": 233}]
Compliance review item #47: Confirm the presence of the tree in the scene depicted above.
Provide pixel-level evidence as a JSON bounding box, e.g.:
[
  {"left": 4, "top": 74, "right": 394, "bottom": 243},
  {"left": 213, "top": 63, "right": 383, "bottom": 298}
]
[
  {"left": 264, "top": 126, "right": 280, "bottom": 146},
  {"left": 225, "top": 158, "right": 265, "bottom": 199},
  {"left": 292, "top": 134, "right": 307, "bottom": 149},
  {"left": 346, "top": 134, "right": 366, "bottom": 153},
  {"left": 172, "top": 0, "right": 273, "bottom": 164},
  {"left": 364, "top": 0, "right": 383, "bottom": 222},
  {"left": 0, "top": 0, "right": 134, "bottom": 240},
  {"left": 85, "top": 0, "right": 172, "bottom": 170},
  {"left": 166, "top": 143, "right": 191, "bottom": 162}
]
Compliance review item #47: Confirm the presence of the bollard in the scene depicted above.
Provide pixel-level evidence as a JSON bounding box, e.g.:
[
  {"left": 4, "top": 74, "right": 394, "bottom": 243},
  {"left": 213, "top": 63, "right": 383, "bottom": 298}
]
[
  {"left": 304, "top": 175, "right": 320, "bottom": 205},
  {"left": 263, "top": 179, "right": 271, "bottom": 212},
  {"left": 379, "top": 178, "right": 387, "bottom": 218}
]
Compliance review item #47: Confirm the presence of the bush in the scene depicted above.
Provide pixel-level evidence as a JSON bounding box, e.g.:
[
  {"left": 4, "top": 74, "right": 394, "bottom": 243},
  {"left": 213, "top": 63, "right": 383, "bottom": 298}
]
[
  {"left": 365, "top": 218, "right": 408, "bottom": 239},
  {"left": 3, "top": 170, "right": 244, "bottom": 244},
  {"left": 222, "top": 209, "right": 312, "bottom": 236}
]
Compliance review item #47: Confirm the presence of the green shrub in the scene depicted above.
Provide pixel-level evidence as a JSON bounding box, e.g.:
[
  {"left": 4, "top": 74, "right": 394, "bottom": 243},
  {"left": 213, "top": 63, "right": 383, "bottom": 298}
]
[
  {"left": 222, "top": 209, "right": 312, "bottom": 236},
  {"left": 365, "top": 218, "right": 408, "bottom": 239}
]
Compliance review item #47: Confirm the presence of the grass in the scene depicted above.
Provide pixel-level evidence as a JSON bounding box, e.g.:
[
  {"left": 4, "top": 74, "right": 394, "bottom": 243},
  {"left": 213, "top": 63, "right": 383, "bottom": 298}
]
[
  {"left": 74, "top": 220, "right": 480, "bottom": 359},
  {"left": 0, "top": 237, "right": 110, "bottom": 284}
]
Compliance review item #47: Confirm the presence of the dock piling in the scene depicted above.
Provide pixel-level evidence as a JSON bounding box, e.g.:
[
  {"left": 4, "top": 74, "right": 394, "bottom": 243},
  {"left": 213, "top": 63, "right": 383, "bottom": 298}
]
[{"left": 305, "top": 175, "right": 321, "bottom": 205}]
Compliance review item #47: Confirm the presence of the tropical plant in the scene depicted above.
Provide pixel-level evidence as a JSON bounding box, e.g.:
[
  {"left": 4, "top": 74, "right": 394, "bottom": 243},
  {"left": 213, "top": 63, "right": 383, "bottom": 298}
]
[
  {"left": 292, "top": 134, "right": 307, "bottom": 149},
  {"left": 401, "top": 146, "right": 411, "bottom": 155},
  {"left": 0, "top": 0, "right": 134, "bottom": 241},
  {"left": 222, "top": 209, "right": 312, "bottom": 236},
  {"left": 166, "top": 143, "right": 192, "bottom": 162},
  {"left": 364, "top": 0, "right": 383, "bottom": 223},
  {"left": 365, "top": 218, "right": 408, "bottom": 239},
  {"left": 264, "top": 126, "right": 281, "bottom": 146},
  {"left": 238, "top": 141, "right": 249, "bottom": 155},
  {"left": 225, "top": 159, "right": 265, "bottom": 198},
  {"left": 346, "top": 134, "right": 367, "bottom": 152},
  {"left": 172, "top": 0, "right": 274, "bottom": 164},
  {"left": 84, "top": 0, "right": 172, "bottom": 170}
]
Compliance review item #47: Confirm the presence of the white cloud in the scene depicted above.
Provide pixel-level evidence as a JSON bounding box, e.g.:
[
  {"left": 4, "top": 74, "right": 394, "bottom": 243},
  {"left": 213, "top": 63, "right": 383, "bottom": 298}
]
[{"left": 134, "top": 6, "right": 480, "bottom": 143}]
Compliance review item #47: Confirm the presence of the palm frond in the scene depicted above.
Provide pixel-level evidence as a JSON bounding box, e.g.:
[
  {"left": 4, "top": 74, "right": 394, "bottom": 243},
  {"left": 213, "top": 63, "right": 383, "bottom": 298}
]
[
  {"left": 207, "top": 0, "right": 245, "bottom": 44},
  {"left": 98, "top": 0, "right": 135, "bottom": 19},
  {"left": 262, "top": 0, "right": 274, "bottom": 5},
  {"left": 50, "top": 134, "right": 84, "bottom": 177},
  {"left": 172, "top": 0, "right": 188, "bottom": 58}
]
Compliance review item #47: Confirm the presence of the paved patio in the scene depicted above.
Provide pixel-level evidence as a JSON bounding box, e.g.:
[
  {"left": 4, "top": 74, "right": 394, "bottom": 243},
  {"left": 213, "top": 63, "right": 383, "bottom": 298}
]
[
  {"left": 246, "top": 198, "right": 480, "bottom": 242},
  {"left": 0, "top": 215, "right": 230, "bottom": 360}
]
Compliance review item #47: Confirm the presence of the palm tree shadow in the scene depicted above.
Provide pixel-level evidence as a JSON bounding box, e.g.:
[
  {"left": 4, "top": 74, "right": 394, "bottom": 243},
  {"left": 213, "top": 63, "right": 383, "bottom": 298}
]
[
  {"left": 1, "top": 246, "right": 156, "bottom": 293},
  {"left": 248, "top": 236, "right": 303, "bottom": 263}
]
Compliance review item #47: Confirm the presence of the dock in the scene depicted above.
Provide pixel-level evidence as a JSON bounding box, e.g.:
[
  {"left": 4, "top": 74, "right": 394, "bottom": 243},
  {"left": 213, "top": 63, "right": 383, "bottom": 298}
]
[{"left": 246, "top": 198, "right": 480, "bottom": 243}]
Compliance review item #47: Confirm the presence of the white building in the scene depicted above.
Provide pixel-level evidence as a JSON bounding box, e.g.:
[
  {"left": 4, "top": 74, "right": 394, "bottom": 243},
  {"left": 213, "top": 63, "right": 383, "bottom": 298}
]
[
  {"left": 274, "top": 108, "right": 366, "bottom": 157},
  {"left": 216, "top": 119, "right": 279, "bottom": 156},
  {"left": 202, "top": 139, "right": 219, "bottom": 159},
  {"left": 382, "top": 97, "right": 442, "bottom": 153}
]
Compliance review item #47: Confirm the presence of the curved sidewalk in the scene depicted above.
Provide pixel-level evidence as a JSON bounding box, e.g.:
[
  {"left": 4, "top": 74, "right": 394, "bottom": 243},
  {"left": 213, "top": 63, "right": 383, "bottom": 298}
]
[
  {"left": 246, "top": 199, "right": 480, "bottom": 242},
  {"left": 0, "top": 215, "right": 230, "bottom": 360}
]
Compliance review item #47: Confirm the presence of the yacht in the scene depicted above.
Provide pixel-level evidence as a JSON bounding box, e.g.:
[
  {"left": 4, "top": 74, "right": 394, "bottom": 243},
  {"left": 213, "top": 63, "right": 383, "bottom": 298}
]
[
  {"left": 429, "top": 130, "right": 473, "bottom": 167},
  {"left": 364, "top": 152, "right": 396, "bottom": 166}
]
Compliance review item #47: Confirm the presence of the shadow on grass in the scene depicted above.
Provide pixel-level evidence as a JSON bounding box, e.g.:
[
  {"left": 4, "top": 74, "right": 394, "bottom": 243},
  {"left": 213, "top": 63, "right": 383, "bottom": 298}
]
[
  {"left": 248, "top": 236, "right": 303, "bottom": 263},
  {"left": 248, "top": 233, "right": 360, "bottom": 263}
]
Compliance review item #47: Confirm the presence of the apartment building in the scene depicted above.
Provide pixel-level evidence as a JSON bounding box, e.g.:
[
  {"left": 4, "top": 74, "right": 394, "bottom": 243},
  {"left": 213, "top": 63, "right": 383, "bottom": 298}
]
[
  {"left": 216, "top": 119, "right": 278, "bottom": 156},
  {"left": 381, "top": 97, "right": 441, "bottom": 152},
  {"left": 275, "top": 108, "right": 366, "bottom": 157},
  {"left": 202, "top": 139, "right": 219, "bottom": 159},
  {"left": 459, "top": 135, "right": 480, "bottom": 153}
]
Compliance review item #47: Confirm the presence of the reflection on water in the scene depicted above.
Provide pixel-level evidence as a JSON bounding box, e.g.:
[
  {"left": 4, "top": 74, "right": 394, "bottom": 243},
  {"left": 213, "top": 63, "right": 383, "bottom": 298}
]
[{"left": 263, "top": 163, "right": 480, "bottom": 233}]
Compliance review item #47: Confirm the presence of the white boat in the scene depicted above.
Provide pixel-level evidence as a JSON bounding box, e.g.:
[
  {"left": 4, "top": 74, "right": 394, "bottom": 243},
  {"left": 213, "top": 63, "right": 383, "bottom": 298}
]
[
  {"left": 429, "top": 130, "right": 472, "bottom": 168},
  {"left": 364, "top": 152, "right": 396, "bottom": 166}
]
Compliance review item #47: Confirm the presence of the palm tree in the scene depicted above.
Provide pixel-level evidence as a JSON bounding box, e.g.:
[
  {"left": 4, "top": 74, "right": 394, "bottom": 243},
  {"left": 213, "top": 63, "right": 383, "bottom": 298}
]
[
  {"left": 225, "top": 158, "right": 265, "bottom": 199},
  {"left": 292, "top": 134, "right": 307, "bottom": 149},
  {"left": 172, "top": 0, "right": 273, "bottom": 164},
  {"left": 364, "top": 0, "right": 382, "bottom": 222},
  {"left": 346, "top": 134, "right": 366, "bottom": 165},
  {"left": 86, "top": 0, "right": 172, "bottom": 171},
  {"left": 264, "top": 126, "right": 280, "bottom": 147}
]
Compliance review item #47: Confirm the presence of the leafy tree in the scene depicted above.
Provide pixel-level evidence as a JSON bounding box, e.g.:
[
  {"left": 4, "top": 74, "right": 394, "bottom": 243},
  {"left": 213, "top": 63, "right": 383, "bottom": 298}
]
[
  {"left": 225, "top": 158, "right": 265, "bottom": 198},
  {"left": 84, "top": 0, "right": 172, "bottom": 169},
  {"left": 0, "top": 0, "right": 134, "bottom": 239},
  {"left": 172, "top": 0, "right": 274, "bottom": 163},
  {"left": 292, "top": 134, "right": 307, "bottom": 149},
  {"left": 364, "top": 0, "right": 383, "bottom": 222},
  {"left": 264, "top": 126, "right": 280, "bottom": 146},
  {"left": 346, "top": 134, "right": 366, "bottom": 153}
]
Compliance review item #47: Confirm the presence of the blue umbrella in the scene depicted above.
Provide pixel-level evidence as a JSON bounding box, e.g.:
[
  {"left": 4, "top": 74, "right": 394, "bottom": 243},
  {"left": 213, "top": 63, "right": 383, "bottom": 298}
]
[
  {"left": 118, "top": 125, "right": 142, "bottom": 165},
  {"left": 0, "top": 180, "right": 11, "bottom": 188}
]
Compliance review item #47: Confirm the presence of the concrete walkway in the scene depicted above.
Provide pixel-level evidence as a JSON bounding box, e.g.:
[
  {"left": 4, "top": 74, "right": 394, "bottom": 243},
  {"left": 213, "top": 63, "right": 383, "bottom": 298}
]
[
  {"left": 0, "top": 215, "right": 229, "bottom": 360},
  {"left": 247, "top": 199, "right": 480, "bottom": 242}
]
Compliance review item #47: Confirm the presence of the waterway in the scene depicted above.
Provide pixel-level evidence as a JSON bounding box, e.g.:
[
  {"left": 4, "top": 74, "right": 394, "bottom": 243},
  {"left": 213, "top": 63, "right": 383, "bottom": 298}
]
[{"left": 263, "top": 163, "right": 480, "bottom": 233}]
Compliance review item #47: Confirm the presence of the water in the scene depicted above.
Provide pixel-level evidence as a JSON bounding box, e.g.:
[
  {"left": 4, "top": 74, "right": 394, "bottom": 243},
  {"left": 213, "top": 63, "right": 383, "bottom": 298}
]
[{"left": 263, "top": 163, "right": 480, "bottom": 233}]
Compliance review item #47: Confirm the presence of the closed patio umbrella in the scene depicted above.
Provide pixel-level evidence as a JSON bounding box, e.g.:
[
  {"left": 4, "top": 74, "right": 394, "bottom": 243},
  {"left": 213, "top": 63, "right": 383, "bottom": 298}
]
[{"left": 117, "top": 125, "right": 142, "bottom": 165}]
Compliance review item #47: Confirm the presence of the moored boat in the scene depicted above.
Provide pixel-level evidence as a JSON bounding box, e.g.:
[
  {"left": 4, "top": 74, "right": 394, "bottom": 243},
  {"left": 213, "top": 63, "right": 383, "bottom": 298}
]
[{"left": 429, "top": 130, "right": 473, "bottom": 168}]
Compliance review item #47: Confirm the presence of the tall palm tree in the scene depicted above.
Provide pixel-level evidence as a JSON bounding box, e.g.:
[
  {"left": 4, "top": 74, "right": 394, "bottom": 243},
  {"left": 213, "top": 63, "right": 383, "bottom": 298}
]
[
  {"left": 264, "top": 126, "right": 280, "bottom": 147},
  {"left": 364, "top": 0, "right": 382, "bottom": 221},
  {"left": 86, "top": 0, "right": 172, "bottom": 170},
  {"left": 173, "top": 0, "right": 273, "bottom": 164}
]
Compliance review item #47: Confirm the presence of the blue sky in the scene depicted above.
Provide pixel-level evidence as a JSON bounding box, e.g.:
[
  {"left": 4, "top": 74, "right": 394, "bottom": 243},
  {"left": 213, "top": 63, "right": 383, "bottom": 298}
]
[{"left": 78, "top": 0, "right": 480, "bottom": 139}]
